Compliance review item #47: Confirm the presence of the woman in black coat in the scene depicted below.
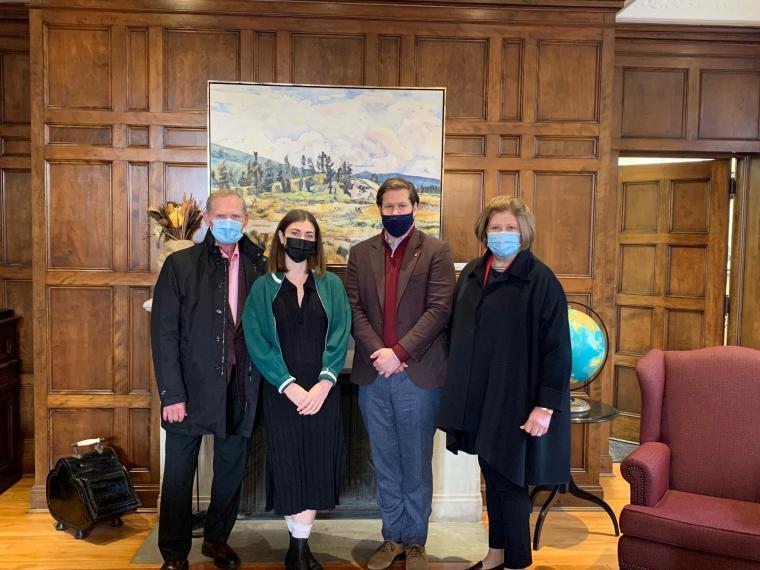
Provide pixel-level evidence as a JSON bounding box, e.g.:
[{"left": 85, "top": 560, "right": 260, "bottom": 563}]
[{"left": 437, "top": 196, "right": 571, "bottom": 570}]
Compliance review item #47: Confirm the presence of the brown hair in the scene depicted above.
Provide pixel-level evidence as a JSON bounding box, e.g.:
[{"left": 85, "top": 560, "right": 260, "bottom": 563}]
[
  {"left": 474, "top": 195, "right": 536, "bottom": 250},
  {"left": 375, "top": 177, "right": 420, "bottom": 208},
  {"left": 267, "top": 209, "right": 326, "bottom": 276}
]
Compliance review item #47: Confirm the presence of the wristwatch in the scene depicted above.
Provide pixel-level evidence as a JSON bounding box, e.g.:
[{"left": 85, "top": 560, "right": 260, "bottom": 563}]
[{"left": 538, "top": 407, "right": 554, "bottom": 415}]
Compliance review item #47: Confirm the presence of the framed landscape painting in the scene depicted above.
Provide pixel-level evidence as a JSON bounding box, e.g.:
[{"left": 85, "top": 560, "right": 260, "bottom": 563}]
[{"left": 208, "top": 82, "right": 445, "bottom": 264}]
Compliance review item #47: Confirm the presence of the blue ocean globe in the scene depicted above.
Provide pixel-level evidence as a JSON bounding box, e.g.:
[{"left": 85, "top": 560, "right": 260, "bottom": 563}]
[{"left": 568, "top": 307, "right": 607, "bottom": 385}]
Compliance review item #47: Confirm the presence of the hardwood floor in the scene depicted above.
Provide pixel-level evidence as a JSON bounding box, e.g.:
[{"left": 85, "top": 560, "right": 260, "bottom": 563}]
[{"left": 0, "top": 467, "right": 628, "bottom": 569}]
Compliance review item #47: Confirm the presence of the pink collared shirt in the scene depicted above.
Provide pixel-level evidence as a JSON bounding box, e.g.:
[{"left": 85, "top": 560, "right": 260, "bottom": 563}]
[{"left": 219, "top": 243, "right": 240, "bottom": 323}]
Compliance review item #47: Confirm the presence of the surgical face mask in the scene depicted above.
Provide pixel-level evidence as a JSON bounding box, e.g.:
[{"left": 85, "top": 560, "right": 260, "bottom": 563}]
[
  {"left": 487, "top": 231, "right": 521, "bottom": 259},
  {"left": 284, "top": 237, "right": 316, "bottom": 263},
  {"left": 210, "top": 219, "right": 244, "bottom": 245},
  {"left": 381, "top": 213, "right": 415, "bottom": 238}
]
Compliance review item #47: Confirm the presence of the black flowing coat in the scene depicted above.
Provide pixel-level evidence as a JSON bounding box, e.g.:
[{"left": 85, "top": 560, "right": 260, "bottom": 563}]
[
  {"left": 437, "top": 250, "right": 572, "bottom": 487},
  {"left": 151, "top": 230, "right": 266, "bottom": 438}
]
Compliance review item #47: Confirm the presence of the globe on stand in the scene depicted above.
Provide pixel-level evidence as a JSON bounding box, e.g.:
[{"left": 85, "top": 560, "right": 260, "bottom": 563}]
[{"left": 568, "top": 302, "right": 609, "bottom": 414}]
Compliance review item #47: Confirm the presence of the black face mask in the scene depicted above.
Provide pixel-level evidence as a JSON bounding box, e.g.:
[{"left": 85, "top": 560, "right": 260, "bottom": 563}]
[{"left": 284, "top": 237, "right": 316, "bottom": 263}]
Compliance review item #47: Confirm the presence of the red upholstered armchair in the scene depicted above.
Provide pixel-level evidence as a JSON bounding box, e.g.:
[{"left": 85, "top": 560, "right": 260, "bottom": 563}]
[{"left": 618, "top": 346, "right": 760, "bottom": 570}]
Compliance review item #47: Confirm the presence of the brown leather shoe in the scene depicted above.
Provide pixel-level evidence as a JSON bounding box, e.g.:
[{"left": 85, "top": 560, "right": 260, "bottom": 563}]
[
  {"left": 405, "top": 545, "right": 428, "bottom": 570},
  {"left": 367, "top": 540, "right": 404, "bottom": 570},
  {"left": 202, "top": 540, "right": 241, "bottom": 568},
  {"left": 161, "top": 562, "right": 188, "bottom": 570}
]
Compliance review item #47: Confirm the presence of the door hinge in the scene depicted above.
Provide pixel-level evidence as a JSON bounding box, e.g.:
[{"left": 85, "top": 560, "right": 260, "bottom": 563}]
[
  {"left": 729, "top": 177, "right": 737, "bottom": 198},
  {"left": 724, "top": 294, "right": 731, "bottom": 316}
]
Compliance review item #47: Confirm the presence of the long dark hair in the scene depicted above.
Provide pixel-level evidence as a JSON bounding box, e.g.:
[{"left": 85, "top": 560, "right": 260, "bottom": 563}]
[{"left": 267, "top": 209, "right": 326, "bottom": 276}]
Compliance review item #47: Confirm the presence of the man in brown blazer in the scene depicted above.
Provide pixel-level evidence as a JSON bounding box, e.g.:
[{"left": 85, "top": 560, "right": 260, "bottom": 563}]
[{"left": 347, "top": 178, "right": 455, "bottom": 570}]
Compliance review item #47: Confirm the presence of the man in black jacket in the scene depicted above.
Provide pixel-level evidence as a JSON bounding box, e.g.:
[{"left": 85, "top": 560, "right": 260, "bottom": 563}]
[{"left": 151, "top": 190, "right": 266, "bottom": 570}]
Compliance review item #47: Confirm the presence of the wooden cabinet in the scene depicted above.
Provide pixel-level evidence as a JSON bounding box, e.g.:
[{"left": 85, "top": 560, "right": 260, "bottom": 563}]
[{"left": 0, "top": 310, "right": 21, "bottom": 494}]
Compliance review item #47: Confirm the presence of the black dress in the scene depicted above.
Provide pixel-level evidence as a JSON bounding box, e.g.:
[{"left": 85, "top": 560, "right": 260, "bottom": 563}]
[{"left": 264, "top": 273, "right": 345, "bottom": 515}]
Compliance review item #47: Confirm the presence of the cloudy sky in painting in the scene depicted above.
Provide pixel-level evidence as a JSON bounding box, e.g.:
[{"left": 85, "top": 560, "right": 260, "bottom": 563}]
[{"left": 209, "top": 83, "right": 444, "bottom": 180}]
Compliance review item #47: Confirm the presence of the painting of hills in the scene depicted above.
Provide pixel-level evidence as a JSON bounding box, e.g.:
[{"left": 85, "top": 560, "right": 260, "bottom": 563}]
[{"left": 208, "top": 82, "right": 445, "bottom": 264}]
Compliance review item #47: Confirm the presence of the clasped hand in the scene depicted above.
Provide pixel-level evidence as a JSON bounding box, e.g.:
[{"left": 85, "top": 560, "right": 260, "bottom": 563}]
[
  {"left": 284, "top": 380, "right": 333, "bottom": 415},
  {"left": 371, "top": 347, "right": 408, "bottom": 378}
]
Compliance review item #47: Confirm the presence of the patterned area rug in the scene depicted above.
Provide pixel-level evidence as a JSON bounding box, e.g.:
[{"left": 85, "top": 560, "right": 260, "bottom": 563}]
[{"left": 132, "top": 519, "right": 488, "bottom": 564}]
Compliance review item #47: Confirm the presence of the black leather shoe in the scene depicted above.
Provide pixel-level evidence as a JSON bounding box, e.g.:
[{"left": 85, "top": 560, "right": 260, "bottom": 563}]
[
  {"left": 285, "top": 536, "right": 311, "bottom": 570},
  {"left": 161, "top": 562, "right": 188, "bottom": 570},
  {"left": 468, "top": 563, "right": 504, "bottom": 570},
  {"left": 201, "top": 541, "right": 241, "bottom": 569}
]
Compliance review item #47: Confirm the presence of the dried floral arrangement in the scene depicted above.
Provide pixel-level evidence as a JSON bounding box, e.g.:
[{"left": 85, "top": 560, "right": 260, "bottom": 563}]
[{"left": 147, "top": 194, "right": 203, "bottom": 242}]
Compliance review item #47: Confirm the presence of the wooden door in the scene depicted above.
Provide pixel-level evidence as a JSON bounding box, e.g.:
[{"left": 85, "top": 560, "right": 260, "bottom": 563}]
[{"left": 611, "top": 160, "right": 730, "bottom": 442}]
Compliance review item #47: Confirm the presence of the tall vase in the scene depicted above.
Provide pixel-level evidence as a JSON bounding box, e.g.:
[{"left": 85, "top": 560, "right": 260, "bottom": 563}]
[{"left": 143, "top": 239, "right": 196, "bottom": 313}]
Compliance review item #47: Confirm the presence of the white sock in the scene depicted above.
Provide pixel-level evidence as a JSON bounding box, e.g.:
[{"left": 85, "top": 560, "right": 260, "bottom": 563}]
[
  {"left": 285, "top": 517, "right": 294, "bottom": 534},
  {"left": 291, "top": 521, "right": 312, "bottom": 539}
]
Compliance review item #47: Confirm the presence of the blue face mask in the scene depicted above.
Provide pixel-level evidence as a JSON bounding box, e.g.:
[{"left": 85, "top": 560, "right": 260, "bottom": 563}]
[
  {"left": 381, "top": 213, "right": 415, "bottom": 238},
  {"left": 487, "top": 231, "right": 521, "bottom": 259},
  {"left": 210, "top": 219, "right": 244, "bottom": 245}
]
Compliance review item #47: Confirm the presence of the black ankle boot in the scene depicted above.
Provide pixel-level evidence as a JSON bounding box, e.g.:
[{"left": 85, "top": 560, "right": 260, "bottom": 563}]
[
  {"left": 285, "top": 536, "right": 310, "bottom": 570},
  {"left": 303, "top": 540, "right": 323, "bottom": 570}
]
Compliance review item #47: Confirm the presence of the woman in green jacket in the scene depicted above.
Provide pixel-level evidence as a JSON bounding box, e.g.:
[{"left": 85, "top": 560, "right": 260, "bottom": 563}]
[{"left": 243, "top": 209, "right": 351, "bottom": 570}]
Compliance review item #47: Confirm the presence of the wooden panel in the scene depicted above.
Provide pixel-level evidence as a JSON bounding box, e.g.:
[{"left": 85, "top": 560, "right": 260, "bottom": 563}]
[
  {"left": 2, "top": 138, "right": 31, "bottom": 156},
  {"left": 378, "top": 36, "right": 400, "bottom": 87},
  {"left": 533, "top": 172, "right": 594, "bottom": 276},
  {"left": 254, "top": 31, "right": 275, "bottom": 83},
  {"left": 127, "top": 28, "right": 148, "bottom": 111},
  {"left": 699, "top": 71, "right": 760, "bottom": 140},
  {"left": 49, "top": 287, "right": 113, "bottom": 392},
  {"left": 129, "top": 287, "right": 151, "bottom": 393},
  {"left": 613, "top": 365, "right": 640, "bottom": 416},
  {"left": 670, "top": 177, "right": 710, "bottom": 233},
  {"left": 2, "top": 51, "right": 30, "bottom": 123},
  {"left": 664, "top": 309, "right": 703, "bottom": 350},
  {"left": 164, "top": 127, "right": 206, "bottom": 149},
  {"left": 127, "top": 125, "right": 149, "bottom": 147},
  {"left": 537, "top": 41, "right": 599, "bottom": 122},
  {"left": 46, "top": 27, "right": 111, "bottom": 110},
  {"left": 443, "top": 171, "right": 483, "bottom": 262},
  {"left": 47, "top": 162, "right": 113, "bottom": 269},
  {"left": 619, "top": 245, "right": 655, "bottom": 295},
  {"left": 445, "top": 135, "right": 484, "bottom": 157},
  {"left": 534, "top": 137, "right": 597, "bottom": 158},
  {"left": 620, "top": 69, "right": 686, "bottom": 139},
  {"left": 501, "top": 39, "right": 522, "bottom": 121},
  {"left": 47, "top": 125, "right": 112, "bottom": 145},
  {"left": 164, "top": 29, "right": 240, "bottom": 111},
  {"left": 667, "top": 245, "right": 706, "bottom": 298},
  {"left": 164, "top": 163, "right": 207, "bottom": 203},
  {"left": 498, "top": 136, "right": 520, "bottom": 157},
  {"left": 498, "top": 171, "right": 519, "bottom": 197},
  {"left": 416, "top": 38, "right": 487, "bottom": 120},
  {"left": 128, "top": 162, "right": 149, "bottom": 272},
  {"left": 128, "top": 408, "right": 150, "bottom": 475},
  {"left": 291, "top": 34, "right": 364, "bottom": 85},
  {"left": 621, "top": 180, "right": 658, "bottom": 232},
  {"left": 5, "top": 280, "right": 32, "bottom": 373},
  {"left": 3, "top": 170, "right": 32, "bottom": 265},
  {"left": 49, "top": 409, "right": 114, "bottom": 466},
  {"left": 617, "top": 306, "right": 653, "bottom": 356}
]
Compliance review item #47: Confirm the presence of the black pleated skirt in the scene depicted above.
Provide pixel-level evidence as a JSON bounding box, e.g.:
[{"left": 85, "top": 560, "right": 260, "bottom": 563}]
[{"left": 262, "top": 379, "right": 345, "bottom": 515}]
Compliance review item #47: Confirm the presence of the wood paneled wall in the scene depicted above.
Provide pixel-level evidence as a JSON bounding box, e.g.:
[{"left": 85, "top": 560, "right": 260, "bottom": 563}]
[
  {"left": 0, "top": 8, "right": 32, "bottom": 476},
  {"left": 614, "top": 25, "right": 760, "bottom": 154},
  {"left": 610, "top": 25, "right": 760, "bottom": 442},
  {"left": 26, "top": 0, "right": 626, "bottom": 509}
]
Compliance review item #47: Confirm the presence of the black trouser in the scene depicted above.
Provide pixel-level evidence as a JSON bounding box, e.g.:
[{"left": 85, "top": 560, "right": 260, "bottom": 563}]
[
  {"left": 479, "top": 457, "right": 532, "bottom": 569},
  {"left": 158, "top": 375, "right": 249, "bottom": 562}
]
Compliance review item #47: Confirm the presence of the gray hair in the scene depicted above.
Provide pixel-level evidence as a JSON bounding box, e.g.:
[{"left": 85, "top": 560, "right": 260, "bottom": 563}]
[{"left": 206, "top": 189, "right": 245, "bottom": 214}]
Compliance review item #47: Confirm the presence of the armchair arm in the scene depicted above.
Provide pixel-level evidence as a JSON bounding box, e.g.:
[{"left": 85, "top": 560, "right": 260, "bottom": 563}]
[{"left": 621, "top": 441, "right": 671, "bottom": 507}]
